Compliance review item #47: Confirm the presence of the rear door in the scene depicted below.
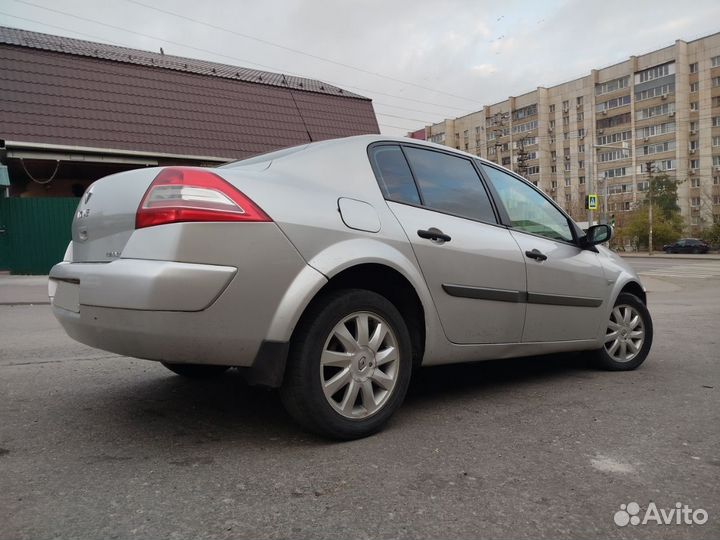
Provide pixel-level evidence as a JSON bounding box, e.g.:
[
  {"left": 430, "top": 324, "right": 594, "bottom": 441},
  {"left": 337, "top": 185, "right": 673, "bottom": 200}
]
[
  {"left": 369, "top": 144, "right": 526, "bottom": 344},
  {"left": 480, "top": 163, "right": 609, "bottom": 343}
]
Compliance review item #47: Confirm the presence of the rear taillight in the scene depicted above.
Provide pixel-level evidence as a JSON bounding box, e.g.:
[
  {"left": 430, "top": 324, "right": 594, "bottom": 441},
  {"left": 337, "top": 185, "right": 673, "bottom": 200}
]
[{"left": 136, "top": 167, "right": 270, "bottom": 229}]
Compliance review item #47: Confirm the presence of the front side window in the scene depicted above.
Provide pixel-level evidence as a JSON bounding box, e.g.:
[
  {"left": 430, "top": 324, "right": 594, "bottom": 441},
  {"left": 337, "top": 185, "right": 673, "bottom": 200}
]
[
  {"left": 481, "top": 164, "right": 574, "bottom": 242},
  {"left": 370, "top": 145, "right": 421, "bottom": 205},
  {"left": 403, "top": 147, "right": 496, "bottom": 223}
]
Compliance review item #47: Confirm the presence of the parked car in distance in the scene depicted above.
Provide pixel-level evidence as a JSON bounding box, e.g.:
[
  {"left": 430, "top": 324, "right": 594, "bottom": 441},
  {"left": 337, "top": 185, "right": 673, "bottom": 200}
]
[
  {"left": 663, "top": 238, "right": 710, "bottom": 254},
  {"left": 49, "top": 135, "right": 653, "bottom": 439}
]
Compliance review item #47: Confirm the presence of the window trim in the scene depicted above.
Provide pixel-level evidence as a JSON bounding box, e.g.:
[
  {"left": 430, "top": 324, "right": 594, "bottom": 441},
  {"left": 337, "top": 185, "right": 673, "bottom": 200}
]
[
  {"left": 367, "top": 141, "right": 503, "bottom": 227},
  {"left": 477, "top": 161, "right": 583, "bottom": 246}
]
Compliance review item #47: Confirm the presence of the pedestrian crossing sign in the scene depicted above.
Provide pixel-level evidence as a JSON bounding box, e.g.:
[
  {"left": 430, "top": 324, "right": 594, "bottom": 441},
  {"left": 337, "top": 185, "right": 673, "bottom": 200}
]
[{"left": 585, "top": 194, "right": 598, "bottom": 210}]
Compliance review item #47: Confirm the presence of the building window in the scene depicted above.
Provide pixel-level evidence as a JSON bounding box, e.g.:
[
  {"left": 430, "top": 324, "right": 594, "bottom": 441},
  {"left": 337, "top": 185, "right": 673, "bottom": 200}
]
[
  {"left": 578, "top": 128, "right": 586, "bottom": 138},
  {"left": 690, "top": 140, "right": 698, "bottom": 151},
  {"left": 711, "top": 136, "right": 720, "bottom": 147},
  {"left": 713, "top": 56, "right": 720, "bottom": 68},
  {"left": 597, "top": 112, "right": 631, "bottom": 129},
  {"left": 635, "top": 83, "right": 675, "bottom": 102},
  {"left": 691, "top": 177, "right": 701, "bottom": 187},
  {"left": 598, "top": 131, "right": 631, "bottom": 146},
  {"left": 603, "top": 167, "right": 628, "bottom": 179},
  {"left": 551, "top": 180, "right": 558, "bottom": 189},
  {"left": 691, "top": 197, "right": 701, "bottom": 207},
  {"left": 715, "top": 176, "right": 720, "bottom": 185},
  {"left": 623, "top": 201, "right": 631, "bottom": 211},
  {"left": 549, "top": 104, "right": 555, "bottom": 113},
  {"left": 713, "top": 116, "right": 720, "bottom": 127},
  {"left": 637, "top": 181, "right": 649, "bottom": 191},
  {"left": 578, "top": 160, "right": 585, "bottom": 169},
  {"left": 714, "top": 156, "right": 720, "bottom": 167},
  {"left": 690, "top": 82, "right": 699, "bottom": 93},
  {"left": 576, "top": 96, "right": 584, "bottom": 107},
  {"left": 527, "top": 166, "right": 540, "bottom": 175},
  {"left": 579, "top": 176, "right": 586, "bottom": 185},
  {"left": 637, "top": 103, "right": 675, "bottom": 119},
  {"left": 595, "top": 76, "right": 630, "bottom": 95},
  {"left": 636, "top": 122, "right": 676, "bottom": 138},
  {"left": 512, "top": 120, "right": 538, "bottom": 134},
  {"left": 690, "top": 159, "right": 700, "bottom": 170},
  {"left": 639, "top": 141, "right": 676, "bottom": 155},
  {"left": 429, "top": 133, "right": 446, "bottom": 144},
  {"left": 565, "top": 177, "right": 572, "bottom": 187},
  {"left": 689, "top": 62, "right": 699, "bottom": 73},
  {"left": 578, "top": 144, "right": 585, "bottom": 153},
  {"left": 635, "top": 62, "right": 674, "bottom": 84},
  {"left": 599, "top": 149, "right": 631, "bottom": 163},
  {"left": 551, "top": 165, "right": 557, "bottom": 173},
  {"left": 713, "top": 77, "right": 720, "bottom": 87},
  {"left": 577, "top": 111, "right": 584, "bottom": 122},
  {"left": 596, "top": 94, "right": 631, "bottom": 112},
  {"left": 564, "top": 162, "right": 571, "bottom": 172},
  {"left": 513, "top": 104, "right": 538, "bottom": 120}
]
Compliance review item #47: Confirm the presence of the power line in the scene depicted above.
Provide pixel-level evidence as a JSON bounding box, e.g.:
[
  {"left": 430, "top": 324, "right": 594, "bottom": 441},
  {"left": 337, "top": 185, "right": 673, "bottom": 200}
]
[{"left": 122, "top": 0, "right": 486, "bottom": 106}]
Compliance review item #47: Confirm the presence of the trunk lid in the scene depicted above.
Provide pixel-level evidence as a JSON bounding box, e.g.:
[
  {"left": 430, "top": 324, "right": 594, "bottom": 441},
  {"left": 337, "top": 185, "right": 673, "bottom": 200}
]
[{"left": 71, "top": 168, "right": 159, "bottom": 262}]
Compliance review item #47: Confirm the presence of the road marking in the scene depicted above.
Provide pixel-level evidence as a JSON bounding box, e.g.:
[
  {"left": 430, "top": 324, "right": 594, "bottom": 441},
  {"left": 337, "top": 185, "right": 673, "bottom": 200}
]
[{"left": 639, "top": 262, "right": 720, "bottom": 280}]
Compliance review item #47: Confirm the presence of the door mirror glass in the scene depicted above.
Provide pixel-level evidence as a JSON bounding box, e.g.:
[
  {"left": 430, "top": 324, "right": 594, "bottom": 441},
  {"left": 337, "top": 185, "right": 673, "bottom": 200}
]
[{"left": 584, "top": 224, "right": 612, "bottom": 246}]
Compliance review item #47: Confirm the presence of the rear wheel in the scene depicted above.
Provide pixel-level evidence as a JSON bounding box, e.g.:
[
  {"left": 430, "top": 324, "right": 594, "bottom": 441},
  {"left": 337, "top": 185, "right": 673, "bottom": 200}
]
[
  {"left": 280, "top": 289, "right": 412, "bottom": 440},
  {"left": 161, "top": 362, "right": 230, "bottom": 378},
  {"left": 592, "top": 292, "right": 653, "bottom": 371}
]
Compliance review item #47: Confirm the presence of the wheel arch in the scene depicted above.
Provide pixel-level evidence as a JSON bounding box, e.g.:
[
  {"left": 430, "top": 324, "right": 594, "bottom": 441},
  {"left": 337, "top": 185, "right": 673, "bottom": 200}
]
[
  {"left": 619, "top": 280, "right": 647, "bottom": 305},
  {"left": 308, "top": 263, "right": 427, "bottom": 369}
]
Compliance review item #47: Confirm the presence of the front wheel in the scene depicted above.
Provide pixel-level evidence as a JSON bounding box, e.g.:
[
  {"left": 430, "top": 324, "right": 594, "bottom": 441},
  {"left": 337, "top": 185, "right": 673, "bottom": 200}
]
[
  {"left": 280, "top": 289, "right": 412, "bottom": 440},
  {"left": 592, "top": 292, "right": 653, "bottom": 371}
]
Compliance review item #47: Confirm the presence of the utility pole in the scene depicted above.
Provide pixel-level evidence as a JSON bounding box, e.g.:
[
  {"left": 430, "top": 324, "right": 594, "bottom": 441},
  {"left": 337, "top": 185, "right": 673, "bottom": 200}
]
[
  {"left": 515, "top": 137, "right": 529, "bottom": 178},
  {"left": 645, "top": 161, "right": 655, "bottom": 256}
]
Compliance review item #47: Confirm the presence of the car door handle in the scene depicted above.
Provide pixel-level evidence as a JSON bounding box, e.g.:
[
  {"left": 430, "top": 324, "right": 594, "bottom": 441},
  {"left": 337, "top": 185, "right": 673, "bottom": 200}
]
[
  {"left": 525, "top": 249, "right": 547, "bottom": 261},
  {"left": 417, "top": 228, "right": 451, "bottom": 243}
]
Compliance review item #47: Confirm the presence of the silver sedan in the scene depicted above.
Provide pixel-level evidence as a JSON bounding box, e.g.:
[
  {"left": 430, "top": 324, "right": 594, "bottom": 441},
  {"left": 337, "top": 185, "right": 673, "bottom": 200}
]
[{"left": 49, "top": 135, "right": 653, "bottom": 439}]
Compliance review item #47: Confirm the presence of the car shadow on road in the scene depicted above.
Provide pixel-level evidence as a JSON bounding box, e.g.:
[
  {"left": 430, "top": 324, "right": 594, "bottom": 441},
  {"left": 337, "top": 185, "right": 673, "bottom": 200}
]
[{"left": 71, "top": 352, "right": 596, "bottom": 448}]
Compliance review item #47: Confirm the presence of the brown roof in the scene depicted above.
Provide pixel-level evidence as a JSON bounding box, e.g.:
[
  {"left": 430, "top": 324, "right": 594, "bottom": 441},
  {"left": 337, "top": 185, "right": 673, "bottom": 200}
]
[{"left": 0, "top": 26, "right": 380, "bottom": 160}]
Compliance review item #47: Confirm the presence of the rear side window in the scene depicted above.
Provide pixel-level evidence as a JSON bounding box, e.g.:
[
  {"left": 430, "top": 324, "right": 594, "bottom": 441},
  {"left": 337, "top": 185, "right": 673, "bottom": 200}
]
[
  {"left": 370, "top": 146, "right": 421, "bottom": 205},
  {"left": 403, "top": 147, "right": 496, "bottom": 223}
]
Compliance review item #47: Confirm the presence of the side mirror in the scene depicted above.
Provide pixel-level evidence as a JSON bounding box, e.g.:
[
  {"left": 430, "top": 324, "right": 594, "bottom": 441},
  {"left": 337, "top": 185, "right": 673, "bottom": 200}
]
[{"left": 582, "top": 224, "right": 612, "bottom": 247}]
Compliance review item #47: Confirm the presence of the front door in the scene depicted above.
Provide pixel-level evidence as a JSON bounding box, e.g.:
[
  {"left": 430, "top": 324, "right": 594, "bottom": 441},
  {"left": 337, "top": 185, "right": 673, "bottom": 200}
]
[{"left": 481, "top": 163, "right": 609, "bottom": 342}]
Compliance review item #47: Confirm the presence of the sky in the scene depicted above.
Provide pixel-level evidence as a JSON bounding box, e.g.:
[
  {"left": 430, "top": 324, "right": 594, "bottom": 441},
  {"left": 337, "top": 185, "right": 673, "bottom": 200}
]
[{"left": 1, "top": 0, "right": 719, "bottom": 135}]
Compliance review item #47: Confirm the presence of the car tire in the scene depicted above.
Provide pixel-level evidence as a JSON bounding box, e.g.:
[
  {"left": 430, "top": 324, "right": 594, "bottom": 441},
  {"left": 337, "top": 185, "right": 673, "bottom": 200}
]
[
  {"left": 161, "top": 362, "right": 230, "bottom": 378},
  {"left": 280, "top": 289, "right": 413, "bottom": 440},
  {"left": 592, "top": 292, "right": 653, "bottom": 371}
]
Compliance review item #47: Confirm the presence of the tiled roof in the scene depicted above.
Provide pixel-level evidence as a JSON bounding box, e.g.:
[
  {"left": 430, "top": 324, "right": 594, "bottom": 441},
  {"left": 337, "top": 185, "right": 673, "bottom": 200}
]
[
  {"left": 0, "top": 26, "right": 379, "bottom": 160},
  {"left": 0, "top": 25, "right": 368, "bottom": 100}
]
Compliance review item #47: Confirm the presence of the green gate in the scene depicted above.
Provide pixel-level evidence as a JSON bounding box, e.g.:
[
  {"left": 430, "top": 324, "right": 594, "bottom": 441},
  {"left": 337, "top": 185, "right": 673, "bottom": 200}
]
[{"left": 0, "top": 198, "right": 80, "bottom": 275}]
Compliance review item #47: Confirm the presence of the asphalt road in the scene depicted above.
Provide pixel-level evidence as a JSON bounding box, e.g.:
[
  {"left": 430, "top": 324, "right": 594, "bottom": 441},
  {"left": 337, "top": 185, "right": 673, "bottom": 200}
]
[{"left": 1, "top": 259, "right": 719, "bottom": 539}]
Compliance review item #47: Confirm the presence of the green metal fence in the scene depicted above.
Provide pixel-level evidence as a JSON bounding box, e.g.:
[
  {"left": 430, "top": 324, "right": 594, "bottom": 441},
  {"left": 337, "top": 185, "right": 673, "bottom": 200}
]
[{"left": 0, "top": 197, "right": 80, "bottom": 275}]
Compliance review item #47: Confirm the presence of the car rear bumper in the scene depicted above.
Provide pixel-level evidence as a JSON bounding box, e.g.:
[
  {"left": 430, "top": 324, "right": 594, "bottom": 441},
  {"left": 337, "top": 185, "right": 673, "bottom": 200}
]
[{"left": 48, "top": 222, "right": 328, "bottom": 374}]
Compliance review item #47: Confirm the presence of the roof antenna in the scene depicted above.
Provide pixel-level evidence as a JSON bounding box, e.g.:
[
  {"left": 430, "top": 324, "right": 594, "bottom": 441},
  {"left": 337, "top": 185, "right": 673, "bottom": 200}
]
[
  {"left": 160, "top": 47, "right": 164, "bottom": 55},
  {"left": 282, "top": 74, "right": 313, "bottom": 142}
]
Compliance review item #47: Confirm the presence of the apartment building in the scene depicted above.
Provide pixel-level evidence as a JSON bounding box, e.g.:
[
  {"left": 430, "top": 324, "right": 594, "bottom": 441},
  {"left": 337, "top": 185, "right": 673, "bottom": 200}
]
[{"left": 417, "top": 33, "right": 720, "bottom": 230}]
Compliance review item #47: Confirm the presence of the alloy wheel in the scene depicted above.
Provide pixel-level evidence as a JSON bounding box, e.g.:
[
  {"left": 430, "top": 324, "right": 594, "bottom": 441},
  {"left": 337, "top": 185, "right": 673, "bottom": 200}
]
[
  {"left": 320, "top": 311, "right": 400, "bottom": 419},
  {"left": 604, "top": 305, "right": 645, "bottom": 362}
]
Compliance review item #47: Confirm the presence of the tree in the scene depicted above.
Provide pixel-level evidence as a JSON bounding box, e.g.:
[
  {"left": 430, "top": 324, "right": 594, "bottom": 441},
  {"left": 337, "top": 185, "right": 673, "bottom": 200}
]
[
  {"left": 700, "top": 222, "right": 720, "bottom": 249},
  {"left": 616, "top": 204, "right": 683, "bottom": 250},
  {"left": 647, "top": 173, "right": 682, "bottom": 219}
]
